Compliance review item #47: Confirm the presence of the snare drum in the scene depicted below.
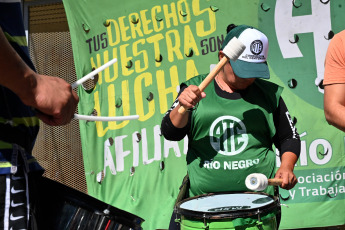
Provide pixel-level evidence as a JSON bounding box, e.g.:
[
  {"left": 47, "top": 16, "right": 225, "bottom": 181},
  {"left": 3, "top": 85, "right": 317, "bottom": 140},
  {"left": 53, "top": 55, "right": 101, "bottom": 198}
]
[
  {"left": 34, "top": 177, "right": 144, "bottom": 230},
  {"left": 175, "top": 192, "right": 280, "bottom": 230}
]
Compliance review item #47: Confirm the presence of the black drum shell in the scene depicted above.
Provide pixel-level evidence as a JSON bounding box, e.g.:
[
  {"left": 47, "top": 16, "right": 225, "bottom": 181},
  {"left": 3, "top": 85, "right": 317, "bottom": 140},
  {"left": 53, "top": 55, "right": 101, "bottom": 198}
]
[{"left": 35, "top": 177, "right": 144, "bottom": 230}]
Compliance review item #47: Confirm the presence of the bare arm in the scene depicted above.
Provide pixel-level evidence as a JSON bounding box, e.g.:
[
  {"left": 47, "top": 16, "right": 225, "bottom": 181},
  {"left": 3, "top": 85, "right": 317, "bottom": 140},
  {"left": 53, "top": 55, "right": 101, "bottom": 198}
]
[
  {"left": 0, "top": 27, "right": 79, "bottom": 126},
  {"left": 324, "top": 84, "right": 345, "bottom": 132},
  {"left": 169, "top": 85, "right": 206, "bottom": 128},
  {"left": 275, "top": 152, "right": 298, "bottom": 190}
]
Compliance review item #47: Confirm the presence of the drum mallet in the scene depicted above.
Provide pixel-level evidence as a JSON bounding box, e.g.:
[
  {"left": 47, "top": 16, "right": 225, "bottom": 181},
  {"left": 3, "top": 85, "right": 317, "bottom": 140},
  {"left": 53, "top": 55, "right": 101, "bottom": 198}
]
[
  {"left": 245, "top": 173, "right": 283, "bottom": 191},
  {"left": 177, "top": 37, "right": 246, "bottom": 114}
]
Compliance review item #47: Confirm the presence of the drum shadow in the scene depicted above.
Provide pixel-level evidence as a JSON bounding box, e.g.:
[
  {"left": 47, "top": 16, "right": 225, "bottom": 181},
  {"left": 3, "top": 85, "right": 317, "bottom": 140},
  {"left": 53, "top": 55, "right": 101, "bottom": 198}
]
[
  {"left": 242, "top": 108, "right": 274, "bottom": 149},
  {"left": 240, "top": 80, "right": 280, "bottom": 151}
]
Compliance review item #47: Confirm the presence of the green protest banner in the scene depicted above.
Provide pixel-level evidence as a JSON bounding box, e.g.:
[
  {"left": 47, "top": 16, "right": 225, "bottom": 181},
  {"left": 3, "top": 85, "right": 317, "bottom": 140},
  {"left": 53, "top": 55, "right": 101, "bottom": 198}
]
[{"left": 62, "top": 0, "right": 345, "bottom": 229}]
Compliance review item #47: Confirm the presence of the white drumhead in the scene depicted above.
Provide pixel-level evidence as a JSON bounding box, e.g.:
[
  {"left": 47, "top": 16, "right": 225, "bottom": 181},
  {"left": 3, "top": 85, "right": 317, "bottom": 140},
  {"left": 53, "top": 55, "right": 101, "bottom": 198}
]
[{"left": 179, "top": 193, "right": 274, "bottom": 213}]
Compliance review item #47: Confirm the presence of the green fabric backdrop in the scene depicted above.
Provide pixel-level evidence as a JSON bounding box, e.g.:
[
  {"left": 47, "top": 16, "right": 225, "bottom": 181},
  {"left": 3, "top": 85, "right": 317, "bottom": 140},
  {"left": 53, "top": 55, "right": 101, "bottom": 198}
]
[{"left": 62, "top": 0, "right": 345, "bottom": 229}]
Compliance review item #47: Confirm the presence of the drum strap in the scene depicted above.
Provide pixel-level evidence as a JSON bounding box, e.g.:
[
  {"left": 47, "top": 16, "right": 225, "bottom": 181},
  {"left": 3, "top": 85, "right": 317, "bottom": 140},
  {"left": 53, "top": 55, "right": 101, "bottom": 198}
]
[
  {"left": 175, "top": 174, "right": 190, "bottom": 206},
  {"left": 274, "top": 186, "right": 279, "bottom": 197}
]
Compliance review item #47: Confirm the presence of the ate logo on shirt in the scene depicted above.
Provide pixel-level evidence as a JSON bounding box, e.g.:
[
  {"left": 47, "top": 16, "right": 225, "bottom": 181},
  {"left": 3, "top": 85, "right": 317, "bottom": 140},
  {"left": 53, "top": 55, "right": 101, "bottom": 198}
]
[{"left": 209, "top": 116, "right": 248, "bottom": 156}]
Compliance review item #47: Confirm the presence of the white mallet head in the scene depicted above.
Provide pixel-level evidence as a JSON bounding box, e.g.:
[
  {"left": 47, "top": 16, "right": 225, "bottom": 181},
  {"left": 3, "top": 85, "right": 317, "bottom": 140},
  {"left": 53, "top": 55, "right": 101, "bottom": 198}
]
[
  {"left": 222, "top": 37, "right": 246, "bottom": 61},
  {"left": 245, "top": 173, "right": 268, "bottom": 191}
]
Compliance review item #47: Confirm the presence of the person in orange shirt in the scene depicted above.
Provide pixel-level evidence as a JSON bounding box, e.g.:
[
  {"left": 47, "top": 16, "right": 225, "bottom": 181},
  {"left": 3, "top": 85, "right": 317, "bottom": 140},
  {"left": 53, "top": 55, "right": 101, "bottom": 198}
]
[{"left": 324, "top": 30, "right": 345, "bottom": 132}]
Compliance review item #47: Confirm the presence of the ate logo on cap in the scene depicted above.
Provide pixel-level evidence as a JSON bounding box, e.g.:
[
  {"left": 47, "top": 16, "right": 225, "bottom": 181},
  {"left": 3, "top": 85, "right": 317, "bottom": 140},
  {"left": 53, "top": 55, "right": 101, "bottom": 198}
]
[{"left": 250, "top": 40, "right": 263, "bottom": 55}]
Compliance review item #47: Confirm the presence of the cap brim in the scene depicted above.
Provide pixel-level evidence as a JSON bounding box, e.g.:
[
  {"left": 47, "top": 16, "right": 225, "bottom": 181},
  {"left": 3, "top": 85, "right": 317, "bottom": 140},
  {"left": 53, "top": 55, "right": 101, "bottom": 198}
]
[{"left": 230, "top": 59, "right": 270, "bottom": 79}]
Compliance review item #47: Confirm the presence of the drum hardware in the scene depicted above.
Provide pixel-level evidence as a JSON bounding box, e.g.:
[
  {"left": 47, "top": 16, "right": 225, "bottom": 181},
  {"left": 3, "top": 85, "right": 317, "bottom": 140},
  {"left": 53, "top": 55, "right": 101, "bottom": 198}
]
[
  {"left": 203, "top": 213, "right": 208, "bottom": 229},
  {"left": 256, "top": 209, "right": 263, "bottom": 227},
  {"left": 103, "top": 208, "right": 110, "bottom": 215},
  {"left": 175, "top": 192, "right": 280, "bottom": 230}
]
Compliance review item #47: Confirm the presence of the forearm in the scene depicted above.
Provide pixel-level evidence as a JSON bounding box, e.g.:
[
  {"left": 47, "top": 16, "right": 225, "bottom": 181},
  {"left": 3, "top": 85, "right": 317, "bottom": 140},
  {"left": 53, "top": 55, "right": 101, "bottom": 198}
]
[
  {"left": 170, "top": 104, "right": 190, "bottom": 128},
  {"left": 325, "top": 104, "right": 345, "bottom": 132},
  {"left": 279, "top": 151, "right": 298, "bottom": 171},
  {"left": 0, "top": 27, "right": 37, "bottom": 105},
  {"left": 0, "top": 27, "right": 79, "bottom": 126},
  {"left": 161, "top": 111, "right": 189, "bottom": 141},
  {"left": 276, "top": 151, "right": 298, "bottom": 190},
  {"left": 169, "top": 84, "right": 203, "bottom": 128},
  {"left": 273, "top": 97, "right": 301, "bottom": 157},
  {"left": 161, "top": 94, "right": 190, "bottom": 141}
]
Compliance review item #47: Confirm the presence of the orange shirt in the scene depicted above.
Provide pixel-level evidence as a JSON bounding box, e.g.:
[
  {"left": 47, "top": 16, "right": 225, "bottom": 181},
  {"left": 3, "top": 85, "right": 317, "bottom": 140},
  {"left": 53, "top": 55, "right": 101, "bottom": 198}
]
[{"left": 324, "top": 30, "right": 345, "bottom": 85}]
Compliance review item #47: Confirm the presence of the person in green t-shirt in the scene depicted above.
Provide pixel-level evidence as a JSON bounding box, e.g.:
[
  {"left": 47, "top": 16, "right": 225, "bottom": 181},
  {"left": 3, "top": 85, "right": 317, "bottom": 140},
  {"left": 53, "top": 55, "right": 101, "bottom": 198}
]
[{"left": 161, "top": 24, "right": 300, "bottom": 230}]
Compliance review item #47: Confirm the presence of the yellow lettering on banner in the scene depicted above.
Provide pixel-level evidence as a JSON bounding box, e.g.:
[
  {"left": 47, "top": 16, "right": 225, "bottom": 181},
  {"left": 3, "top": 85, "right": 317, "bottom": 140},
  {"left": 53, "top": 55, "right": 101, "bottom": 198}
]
[
  {"left": 118, "top": 16, "right": 131, "bottom": 41},
  {"left": 107, "top": 83, "right": 130, "bottom": 129},
  {"left": 91, "top": 51, "right": 119, "bottom": 85},
  {"left": 135, "top": 72, "right": 155, "bottom": 121},
  {"left": 102, "top": 51, "right": 111, "bottom": 83},
  {"left": 107, "top": 19, "right": 121, "bottom": 46},
  {"left": 186, "top": 59, "right": 198, "bottom": 80},
  {"left": 163, "top": 3, "right": 178, "bottom": 29},
  {"left": 157, "top": 67, "right": 179, "bottom": 114},
  {"left": 147, "top": 33, "right": 164, "bottom": 67},
  {"left": 133, "top": 39, "right": 149, "bottom": 73},
  {"left": 152, "top": 6, "right": 164, "bottom": 32},
  {"left": 106, "top": 48, "right": 118, "bottom": 83},
  {"left": 120, "top": 44, "right": 134, "bottom": 76},
  {"left": 166, "top": 30, "right": 183, "bottom": 62},
  {"left": 129, "top": 13, "right": 143, "bottom": 39},
  {"left": 184, "top": 25, "right": 199, "bottom": 56},
  {"left": 177, "top": 0, "right": 191, "bottom": 24},
  {"left": 120, "top": 80, "right": 131, "bottom": 126},
  {"left": 193, "top": 0, "right": 216, "bottom": 36},
  {"left": 94, "top": 82, "right": 132, "bottom": 137},
  {"left": 107, "top": 84, "right": 116, "bottom": 118},
  {"left": 94, "top": 91, "right": 108, "bottom": 137},
  {"left": 140, "top": 9, "right": 153, "bottom": 35}
]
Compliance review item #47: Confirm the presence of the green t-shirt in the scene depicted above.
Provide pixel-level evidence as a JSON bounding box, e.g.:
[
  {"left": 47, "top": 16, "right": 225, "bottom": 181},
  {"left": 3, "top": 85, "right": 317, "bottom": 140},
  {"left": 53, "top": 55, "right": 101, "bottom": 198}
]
[{"left": 184, "top": 75, "right": 283, "bottom": 197}]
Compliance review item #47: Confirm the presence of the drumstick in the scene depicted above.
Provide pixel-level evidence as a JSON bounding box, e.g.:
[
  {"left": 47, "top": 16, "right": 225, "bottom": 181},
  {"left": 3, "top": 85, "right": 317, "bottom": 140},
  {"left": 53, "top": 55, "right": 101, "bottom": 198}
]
[
  {"left": 267, "top": 178, "right": 283, "bottom": 186},
  {"left": 178, "top": 37, "right": 246, "bottom": 114},
  {"left": 71, "top": 58, "right": 117, "bottom": 89},
  {"left": 74, "top": 114, "right": 139, "bottom": 122},
  {"left": 245, "top": 173, "right": 283, "bottom": 191},
  {"left": 71, "top": 58, "right": 140, "bottom": 122}
]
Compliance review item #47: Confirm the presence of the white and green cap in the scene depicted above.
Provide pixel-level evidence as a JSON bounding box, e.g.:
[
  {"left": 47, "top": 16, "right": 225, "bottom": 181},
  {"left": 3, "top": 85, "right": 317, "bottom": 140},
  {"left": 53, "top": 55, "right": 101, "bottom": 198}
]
[{"left": 221, "top": 25, "right": 270, "bottom": 79}]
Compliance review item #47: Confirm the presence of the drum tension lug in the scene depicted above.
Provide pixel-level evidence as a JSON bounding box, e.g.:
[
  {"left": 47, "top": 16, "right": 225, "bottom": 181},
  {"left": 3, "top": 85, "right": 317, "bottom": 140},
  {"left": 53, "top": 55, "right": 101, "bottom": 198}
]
[
  {"left": 174, "top": 218, "right": 181, "bottom": 223},
  {"left": 174, "top": 212, "right": 181, "bottom": 223},
  {"left": 256, "top": 210, "right": 263, "bottom": 227},
  {"left": 203, "top": 214, "right": 209, "bottom": 229}
]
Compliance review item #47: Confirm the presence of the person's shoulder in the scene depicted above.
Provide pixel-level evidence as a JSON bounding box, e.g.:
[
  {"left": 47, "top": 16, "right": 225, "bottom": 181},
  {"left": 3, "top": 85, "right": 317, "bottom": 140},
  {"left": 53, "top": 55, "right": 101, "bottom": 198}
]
[
  {"left": 336, "top": 29, "right": 345, "bottom": 38},
  {"left": 254, "top": 79, "right": 283, "bottom": 96},
  {"left": 255, "top": 79, "right": 281, "bottom": 89},
  {"left": 329, "top": 30, "right": 345, "bottom": 47},
  {"left": 184, "top": 74, "right": 208, "bottom": 86}
]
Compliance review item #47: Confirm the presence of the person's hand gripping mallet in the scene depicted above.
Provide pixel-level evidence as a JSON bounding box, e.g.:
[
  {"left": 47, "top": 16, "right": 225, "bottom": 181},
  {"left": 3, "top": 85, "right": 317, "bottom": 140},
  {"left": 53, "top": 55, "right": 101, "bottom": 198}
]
[{"left": 178, "top": 37, "right": 246, "bottom": 114}]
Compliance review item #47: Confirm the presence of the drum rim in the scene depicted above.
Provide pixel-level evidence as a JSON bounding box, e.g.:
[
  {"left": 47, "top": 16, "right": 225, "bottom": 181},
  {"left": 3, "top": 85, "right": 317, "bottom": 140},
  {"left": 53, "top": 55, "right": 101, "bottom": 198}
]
[{"left": 175, "top": 191, "right": 280, "bottom": 220}]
